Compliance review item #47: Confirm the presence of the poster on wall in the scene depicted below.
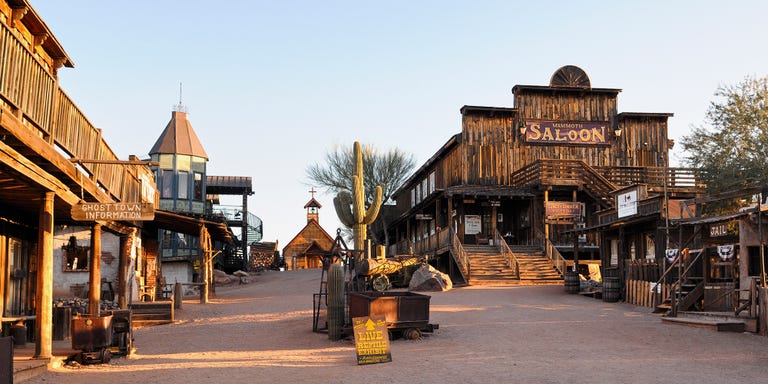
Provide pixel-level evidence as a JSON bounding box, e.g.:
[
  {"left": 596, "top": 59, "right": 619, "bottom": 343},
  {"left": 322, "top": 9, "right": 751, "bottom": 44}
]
[{"left": 465, "top": 215, "right": 481, "bottom": 235}]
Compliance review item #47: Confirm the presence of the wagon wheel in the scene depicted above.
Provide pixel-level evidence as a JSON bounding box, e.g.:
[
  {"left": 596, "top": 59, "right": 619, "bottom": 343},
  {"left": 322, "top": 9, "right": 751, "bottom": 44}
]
[
  {"left": 403, "top": 328, "right": 422, "bottom": 340},
  {"left": 100, "top": 348, "right": 112, "bottom": 364},
  {"left": 372, "top": 274, "right": 390, "bottom": 292}
]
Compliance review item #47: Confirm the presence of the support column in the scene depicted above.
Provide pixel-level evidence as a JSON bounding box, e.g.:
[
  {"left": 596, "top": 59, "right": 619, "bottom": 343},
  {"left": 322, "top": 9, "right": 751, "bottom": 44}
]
[
  {"left": 89, "top": 223, "right": 102, "bottom": 317},
  {"left": 117, "top": 229, "right": 135, "bottom": 309},
  {"left": 34, "top": 192, "right": 54, "bottom": 359},
  {"left": 199, "top": 224, "right": 209, "bottom": 304},
  {"left": 242, "top": 193, "right": 248, "bottom": 270},
  {"left": 544, "top": 190, "right": 550, "bottom": 241}
]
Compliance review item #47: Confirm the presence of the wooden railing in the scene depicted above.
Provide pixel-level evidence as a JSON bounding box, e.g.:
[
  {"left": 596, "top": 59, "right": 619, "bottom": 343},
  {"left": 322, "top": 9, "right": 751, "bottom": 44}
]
[
  {"left": 0, "top": 18, "right": 148, "bottom": 205},
  {"left": 598, "top": 166, "right": 702, "bottom": 189},
  {"left": 494, "top": 230, "right": 519, "bottom": 279},
  {"left": 451, "top": 229, "right": 469, "bottom": 282},
  {"left": 536, "top": 228, "right": 567, "bottom": 275},
  {"left": 510, "top": 159, "right": 702, "bottom": 196}
]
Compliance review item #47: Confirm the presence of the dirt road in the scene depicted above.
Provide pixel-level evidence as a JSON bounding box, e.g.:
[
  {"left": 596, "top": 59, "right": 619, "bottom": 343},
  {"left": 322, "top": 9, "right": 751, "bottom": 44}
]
[{"left": 26, "top": 269, "right": 768, "bottom": 383}]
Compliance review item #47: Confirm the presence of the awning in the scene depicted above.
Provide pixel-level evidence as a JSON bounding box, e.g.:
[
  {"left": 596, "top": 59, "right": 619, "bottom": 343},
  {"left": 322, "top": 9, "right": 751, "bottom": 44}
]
[{"left": 675, "top": 210, "right": 751, "bottom": 226}]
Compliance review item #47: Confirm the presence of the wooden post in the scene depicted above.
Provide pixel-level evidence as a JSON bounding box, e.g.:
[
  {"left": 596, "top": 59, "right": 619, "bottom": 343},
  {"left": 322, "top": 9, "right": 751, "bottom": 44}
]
[
  {"left": 89, "top": 223, "right": 102, "bottom": 317},
  {"left": 759, "top": 287, "right": 768, "bottom": 337},
  {"left": 199, "top": 224, "right": 209, "bottom": 304},
  {"left": 544, "top": 190, "right": 550, "bottom": 242},
  {"left": 34, "top": 192, "right": 54, "bottom": 359},
  {"left": 117, "top": 229, "right": 134, "bottom": 309}
]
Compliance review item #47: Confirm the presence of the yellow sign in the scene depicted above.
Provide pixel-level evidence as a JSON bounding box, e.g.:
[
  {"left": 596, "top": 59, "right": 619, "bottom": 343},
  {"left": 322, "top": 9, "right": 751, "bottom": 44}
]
[
  {"left": 353, "top": 316, "right": 392, "bottom": 365},
  {"left": 71, "top": 202, "right": 155, "bottom": 221}
]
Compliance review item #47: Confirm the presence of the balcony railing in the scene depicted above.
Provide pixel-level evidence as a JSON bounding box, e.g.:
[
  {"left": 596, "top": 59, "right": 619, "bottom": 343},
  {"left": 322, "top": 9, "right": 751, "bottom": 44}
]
[
  {"left": 511, "top": 159, "right": 702, "bottom": 196},
  {"left": 0, "top": 17, "right": 149, "bottom": 205}
]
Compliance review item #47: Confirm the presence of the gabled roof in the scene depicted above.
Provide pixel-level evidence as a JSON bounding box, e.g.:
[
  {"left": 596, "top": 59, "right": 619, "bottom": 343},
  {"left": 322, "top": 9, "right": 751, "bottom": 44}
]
[
  {"left": 282, "top": 219, "right": 335, "bottom": 256},
  {"left": 149, "top": 111, "right": 208, "bottom": 159},
  {"left": 304, "top": 197, "right": 322, "bottom": 209}
]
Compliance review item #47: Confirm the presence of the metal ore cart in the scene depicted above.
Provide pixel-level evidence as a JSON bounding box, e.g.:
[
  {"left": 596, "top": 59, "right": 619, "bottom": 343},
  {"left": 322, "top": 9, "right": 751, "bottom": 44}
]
[{"left": 349, "top": 291, "right": 438, "bottom": 339}]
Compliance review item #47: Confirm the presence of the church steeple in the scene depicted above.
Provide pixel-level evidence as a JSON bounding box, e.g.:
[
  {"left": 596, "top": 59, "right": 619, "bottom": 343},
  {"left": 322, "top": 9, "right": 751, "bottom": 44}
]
[{"left": 304, "top": 187, "right": 322, "bottom": 224}]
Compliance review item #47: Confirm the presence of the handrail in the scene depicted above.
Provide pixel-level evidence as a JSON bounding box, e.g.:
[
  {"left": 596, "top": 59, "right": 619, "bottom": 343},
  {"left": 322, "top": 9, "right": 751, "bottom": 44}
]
[
  {"left": 451, "top": 228, "right": 470, "bottom": 282},
  {"left": 535, "top": 228, "right": 566, "bottom": 275},
  {"left": 0, "top": 18, "right": 148, "bottom": 205},
  {"left": 658, "top": 248, "right": 704, "bottom": 316},
  {"left": 495, "top": 230, "right": 520, "bottom": 279}
]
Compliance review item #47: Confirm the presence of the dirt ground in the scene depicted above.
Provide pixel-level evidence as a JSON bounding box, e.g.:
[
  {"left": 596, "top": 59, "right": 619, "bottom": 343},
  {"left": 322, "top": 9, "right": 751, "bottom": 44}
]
[{"left": 25, "top": 269, "right": 768, "bottom": 384}]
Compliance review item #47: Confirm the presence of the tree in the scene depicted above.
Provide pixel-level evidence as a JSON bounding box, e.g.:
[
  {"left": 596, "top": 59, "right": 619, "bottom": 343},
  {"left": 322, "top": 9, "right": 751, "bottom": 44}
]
[
  {"left": 680, "top": 75, "right": 768, "bottom": 196},
  {"left": 306, "top": 143, "right": 416, "bottom": 245}
]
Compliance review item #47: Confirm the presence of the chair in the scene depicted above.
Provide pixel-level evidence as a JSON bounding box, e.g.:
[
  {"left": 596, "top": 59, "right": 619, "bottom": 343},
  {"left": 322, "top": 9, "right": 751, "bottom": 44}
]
[{"left": 137, "top": 276, "right": 155, "bottom": 302}]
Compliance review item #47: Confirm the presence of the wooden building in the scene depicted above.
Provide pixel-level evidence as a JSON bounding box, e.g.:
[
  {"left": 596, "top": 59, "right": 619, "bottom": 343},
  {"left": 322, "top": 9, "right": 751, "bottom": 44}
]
[
  {"left": 0, "top": 0, "right": 237, "bottom": 360},
  {"left": 149, "top": 109, "right": 260, "bottom": 280},
  {"left": 283, "top": 192, "right": 335, "bottom": 270},
  {"left": 0, "top": 0, "right": 154, "bottom": 358},
  {"left": 384, "top": 65, "right": 702, "bottom": 286}
]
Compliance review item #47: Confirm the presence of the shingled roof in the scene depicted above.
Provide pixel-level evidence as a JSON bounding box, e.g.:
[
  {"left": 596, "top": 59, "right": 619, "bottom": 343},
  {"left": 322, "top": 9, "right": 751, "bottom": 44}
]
[{"left": 149, "top": 110, "right": 208, "bottom": 159}]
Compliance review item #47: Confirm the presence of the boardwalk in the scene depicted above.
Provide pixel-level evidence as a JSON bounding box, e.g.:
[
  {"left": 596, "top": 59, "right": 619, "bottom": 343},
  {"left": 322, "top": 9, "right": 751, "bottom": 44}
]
[{"left": 25, "top": 269, "right": 768, "bottom": 384}]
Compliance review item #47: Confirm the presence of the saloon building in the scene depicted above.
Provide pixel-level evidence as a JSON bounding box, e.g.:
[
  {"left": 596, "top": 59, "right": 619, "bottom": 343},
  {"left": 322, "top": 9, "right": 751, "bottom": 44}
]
[{"left": 384, "top": 65, "right": 703, "bottom": 288}]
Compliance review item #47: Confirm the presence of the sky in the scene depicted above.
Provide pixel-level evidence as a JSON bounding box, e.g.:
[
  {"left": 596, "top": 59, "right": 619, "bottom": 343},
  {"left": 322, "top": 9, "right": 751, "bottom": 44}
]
[{"left": 31, "top": 0, "right": 768, "bottom": 246}]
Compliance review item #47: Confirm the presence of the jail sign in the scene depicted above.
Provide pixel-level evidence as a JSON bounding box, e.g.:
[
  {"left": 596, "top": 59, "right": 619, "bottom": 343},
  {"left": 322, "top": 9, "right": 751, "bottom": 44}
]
[{"left": 72, "top": 202, "right": 155, "bottom": 221}]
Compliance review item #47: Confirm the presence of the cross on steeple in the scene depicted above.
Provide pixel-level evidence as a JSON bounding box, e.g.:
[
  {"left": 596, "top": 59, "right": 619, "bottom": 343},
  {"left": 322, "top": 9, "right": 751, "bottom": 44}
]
[{"left": 309, "top": 187, "right": 317, "bottom": 199}]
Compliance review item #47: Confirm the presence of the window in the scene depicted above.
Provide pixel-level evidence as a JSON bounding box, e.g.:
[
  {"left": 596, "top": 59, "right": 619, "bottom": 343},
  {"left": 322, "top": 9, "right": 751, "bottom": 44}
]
[
  {"left": 194, "top": 172, "right": 203, "bottom": 201},
  {"left": 178, "top": 171, "right": 189, "bottom": 199},
  {"left": 429, "top": 171, "right": 436, "bottom": 194},
  {"left": 161, "top": 170, "right": 174, "bottom": 198},
  {"left": 62, "top": 236, "right": 89, "bottom": 271}
]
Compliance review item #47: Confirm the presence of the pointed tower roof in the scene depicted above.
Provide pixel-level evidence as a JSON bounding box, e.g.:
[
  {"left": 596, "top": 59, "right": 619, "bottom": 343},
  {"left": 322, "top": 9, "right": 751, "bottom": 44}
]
[{"left": 149, "top": 110, "right": 208, "bottom": 159}]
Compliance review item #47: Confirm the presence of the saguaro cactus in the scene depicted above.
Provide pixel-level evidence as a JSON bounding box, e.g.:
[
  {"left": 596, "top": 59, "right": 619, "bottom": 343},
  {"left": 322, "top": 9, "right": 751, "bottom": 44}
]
[
  {"left": 334, "top": 141, "right": 383, "bottom": 256},
  {"left": 327, "top": 262, "right": 345, "bottom": 340}
]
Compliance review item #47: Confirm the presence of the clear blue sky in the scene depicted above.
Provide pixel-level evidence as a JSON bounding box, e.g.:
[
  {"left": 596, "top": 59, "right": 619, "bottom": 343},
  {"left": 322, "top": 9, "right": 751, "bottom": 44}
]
[{"left": 33, "top": 0, "right": 768, "bottom": 245}]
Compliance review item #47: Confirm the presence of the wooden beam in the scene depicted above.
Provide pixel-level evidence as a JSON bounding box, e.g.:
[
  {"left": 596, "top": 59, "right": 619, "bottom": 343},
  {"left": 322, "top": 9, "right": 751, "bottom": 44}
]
[
  {"left": 0, "top": 138, "right": 78, "bottom": 205},
  {"left": 0, "top": 107, "right": 113, "bottom": 204}
]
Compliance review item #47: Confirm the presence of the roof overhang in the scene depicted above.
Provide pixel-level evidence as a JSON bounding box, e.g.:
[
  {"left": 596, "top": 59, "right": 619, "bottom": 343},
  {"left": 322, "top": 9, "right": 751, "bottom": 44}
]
[{"left": 148, "top": 210, "right": 233, "bottom": 243}]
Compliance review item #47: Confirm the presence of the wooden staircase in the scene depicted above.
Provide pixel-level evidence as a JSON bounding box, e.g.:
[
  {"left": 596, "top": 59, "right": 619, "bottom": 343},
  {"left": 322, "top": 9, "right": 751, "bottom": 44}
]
[
  {"left": 466, "top": 245, "right": 562, "bottom": 286},
  {"left": 654, "top": 278, "right": 704, "bottom": 315}
]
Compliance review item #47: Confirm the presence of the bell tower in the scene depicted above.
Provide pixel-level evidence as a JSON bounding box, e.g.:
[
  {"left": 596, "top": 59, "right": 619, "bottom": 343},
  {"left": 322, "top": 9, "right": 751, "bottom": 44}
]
[{"left": 305, "top": 188, "right": 322, "bottom": 224}]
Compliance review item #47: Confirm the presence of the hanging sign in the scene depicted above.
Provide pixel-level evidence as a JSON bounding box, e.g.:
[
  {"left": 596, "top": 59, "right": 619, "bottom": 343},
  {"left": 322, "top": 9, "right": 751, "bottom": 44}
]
[
  {"left": 72, "top": 202, "right": 155, "bottom": 221},
  {"left": 353, "top": 316, "right": 392, "bottom": 365},
  {"left": 617, "top": 190, "right": 638, "bottom": 218},
  {"left": 545, "top": 201, "right": 583, "bottom": 218}
]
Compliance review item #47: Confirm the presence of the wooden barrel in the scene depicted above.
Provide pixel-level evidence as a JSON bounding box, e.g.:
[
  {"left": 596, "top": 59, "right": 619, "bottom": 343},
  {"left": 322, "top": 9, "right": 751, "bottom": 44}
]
[
  {"left": 564, "top": 271, "right": 579, "bottom": 294},
  {"left": 603, "top": 277, "right": 621, "bottom": 302}
]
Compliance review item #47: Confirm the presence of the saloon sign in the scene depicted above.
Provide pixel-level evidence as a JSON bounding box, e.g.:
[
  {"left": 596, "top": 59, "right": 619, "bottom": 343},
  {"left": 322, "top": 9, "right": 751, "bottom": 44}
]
[{"left": 523, "top": 121, "right": 610, "bottom": 145}]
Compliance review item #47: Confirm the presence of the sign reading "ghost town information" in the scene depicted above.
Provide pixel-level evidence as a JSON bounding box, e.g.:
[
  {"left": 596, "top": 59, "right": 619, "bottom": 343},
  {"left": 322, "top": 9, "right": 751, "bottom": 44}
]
[{"left": 71, "top": 202, "right": 155, "bottom": 221}]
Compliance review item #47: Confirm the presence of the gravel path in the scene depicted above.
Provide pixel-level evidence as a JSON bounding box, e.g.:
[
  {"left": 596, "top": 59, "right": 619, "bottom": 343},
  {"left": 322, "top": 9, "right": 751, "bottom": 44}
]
[{"left": 25, "top": 269, "right": 768, "bottom": 384}]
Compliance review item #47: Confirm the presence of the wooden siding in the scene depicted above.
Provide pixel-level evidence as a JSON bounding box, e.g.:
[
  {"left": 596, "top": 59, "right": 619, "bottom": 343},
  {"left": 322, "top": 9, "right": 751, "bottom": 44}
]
[{"left": 461, "top": 113, "right": 515, "bottom": 186}]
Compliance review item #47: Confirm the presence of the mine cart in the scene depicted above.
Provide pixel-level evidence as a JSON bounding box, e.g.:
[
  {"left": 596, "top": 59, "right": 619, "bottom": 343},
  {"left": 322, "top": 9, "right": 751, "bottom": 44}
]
[
  {"left": 349, "top": 291, "right": 438, "bottom": 339},
  {"left": 71, "top": 314, "right": 113, "bottom": 364}
]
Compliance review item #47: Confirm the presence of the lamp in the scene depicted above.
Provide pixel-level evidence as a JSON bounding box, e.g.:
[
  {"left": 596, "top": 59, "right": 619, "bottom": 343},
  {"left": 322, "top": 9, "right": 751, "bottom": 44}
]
[
  {"left": 518, "top": 122, "right": 527, "bottom": 136},
  {"left": 614, "top": 127, "right": 622, "bottom": 138}
]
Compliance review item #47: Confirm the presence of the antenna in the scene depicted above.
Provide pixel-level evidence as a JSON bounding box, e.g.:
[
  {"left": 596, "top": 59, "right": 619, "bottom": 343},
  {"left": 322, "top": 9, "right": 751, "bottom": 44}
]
[{"left": 173, "top": 82, "right": 187, "bottom": 112}]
